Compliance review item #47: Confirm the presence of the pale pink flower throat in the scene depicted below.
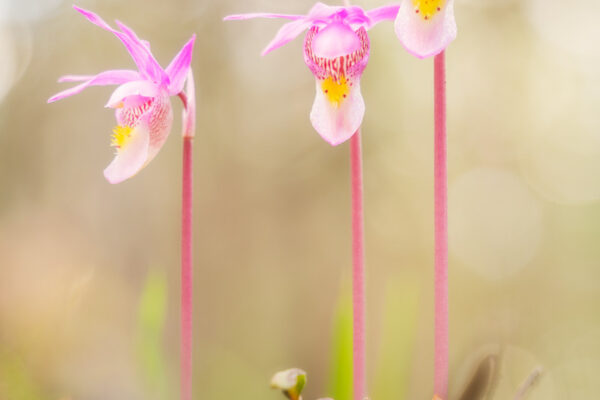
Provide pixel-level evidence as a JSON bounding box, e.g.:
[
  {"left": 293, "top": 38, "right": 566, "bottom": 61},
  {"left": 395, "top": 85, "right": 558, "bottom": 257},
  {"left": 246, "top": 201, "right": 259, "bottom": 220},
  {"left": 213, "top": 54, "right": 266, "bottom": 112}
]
[{"left": 116, "top": 96, "right": 172, "bottom": 149}]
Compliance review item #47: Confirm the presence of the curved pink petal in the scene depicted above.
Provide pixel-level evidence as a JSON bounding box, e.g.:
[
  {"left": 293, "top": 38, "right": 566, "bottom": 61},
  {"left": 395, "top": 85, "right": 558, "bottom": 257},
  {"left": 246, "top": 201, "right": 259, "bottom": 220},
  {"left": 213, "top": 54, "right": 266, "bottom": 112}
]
[
  {"left": 223, "top": 13, "right": 303, "bottom": 21},
  {"left": 165, "top": 35, "right": 196, "bottom": 95},
  {"left": 181, "top": 69, "right": 195, "bottom": 138},
  {"left": 103, "top": 116, "right": 150, "bottom": 184},
  {"left": 365, "top": 5, "right": 401, "bottom": 28},
  {"left": 394, "top": 0, "right": 457, "bottom": 59},
  {"left": 57, "top": 75, "right": 95, "bottom": 82},
  {"left": 73, "top": 6, "right": 165, "bottom": 82},
  {"left": 114, "top": 20, "right": 168, "bottom": 83},
  {"left": 48, "top": 69, "right": 141, "bottom": 103},
  {"left": 225, "top": 3, "right": 392, "bottom": 55},
  {"left": 307, "top": 4, "right": 370, "bottom": 29},
  {"left": 306, "top": 3, "right": 339, "bottom": 20},
  {"left": 258, "top": 18, "right": 313, "bottom": 55},
  {"left": 309, "top": 78, "right": 364, "bottom": 146},
  {"left": 105, "top": 80, "right": 160, "bottom": 108}
]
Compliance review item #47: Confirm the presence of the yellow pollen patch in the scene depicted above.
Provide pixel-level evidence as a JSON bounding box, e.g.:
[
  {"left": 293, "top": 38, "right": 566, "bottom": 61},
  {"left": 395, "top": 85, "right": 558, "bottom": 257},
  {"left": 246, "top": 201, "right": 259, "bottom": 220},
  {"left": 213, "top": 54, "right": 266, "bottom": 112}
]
[
  {"left": 110, "top": 125, "right": 134, "bottom": 151},
  {"left": 412, "top": 0, "right": 444, "bottom": 20},
  {"left": 321, "top": 76, "right": 349, "bottom": 107}
]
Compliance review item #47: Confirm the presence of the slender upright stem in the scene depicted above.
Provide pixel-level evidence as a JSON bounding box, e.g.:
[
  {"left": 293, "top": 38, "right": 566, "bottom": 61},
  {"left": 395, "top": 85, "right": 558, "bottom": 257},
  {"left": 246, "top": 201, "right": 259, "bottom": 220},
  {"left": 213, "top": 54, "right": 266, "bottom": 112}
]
[
  {"left": 350, "top": 129, "right": 366, "bottom": 400},
  {"left": 179, "top": 70, "right": 195, "bottom": 400},
  {"left": 339, "top": 3, "right": 365, "bottom": 399},
  {"left": 433, "top": 51, "right": 448, "bottom": 399},
  {"left": 181, "top": 135, "right": 193, "bottom": 400}
]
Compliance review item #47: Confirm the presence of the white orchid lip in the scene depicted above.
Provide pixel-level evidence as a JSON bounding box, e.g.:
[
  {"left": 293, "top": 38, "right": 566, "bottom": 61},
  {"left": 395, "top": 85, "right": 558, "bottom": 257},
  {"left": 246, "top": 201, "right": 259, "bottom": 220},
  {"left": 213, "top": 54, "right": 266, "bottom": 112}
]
[
  {"left": 304, "top": 23, "right": 369, "bottom": 146},
  {"left": 394, "top": 0, "right": 457, "bottom": 59}
]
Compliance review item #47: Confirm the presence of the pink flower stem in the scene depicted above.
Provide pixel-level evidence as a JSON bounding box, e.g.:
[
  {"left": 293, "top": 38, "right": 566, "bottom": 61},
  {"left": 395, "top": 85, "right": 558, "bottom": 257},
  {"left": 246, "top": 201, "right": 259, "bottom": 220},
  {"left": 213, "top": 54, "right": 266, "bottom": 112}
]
[
  {"left": 350, "top": 129, "right": 366, "bottom": 400},
  {"left": 181, "top": 135, "right": 193, "bottom": 400},
  {"left": 433, "top": 51, "right": 448, "bottom": 399},
  {"left": 341, "top": 0, "right": 366, "bottom": 395},
  {"left": 179, "top": 91, "right": 194, "bottom": 400}
]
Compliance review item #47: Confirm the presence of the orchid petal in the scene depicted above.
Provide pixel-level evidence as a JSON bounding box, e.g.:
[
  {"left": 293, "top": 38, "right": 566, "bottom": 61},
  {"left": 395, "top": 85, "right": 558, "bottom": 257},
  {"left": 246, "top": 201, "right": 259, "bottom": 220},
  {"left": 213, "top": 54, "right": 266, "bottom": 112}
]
[
  {"left": 165, "top": 35, "right": 196, "bottom": 95},
  {"left": 48, "top": 69, "right": 141, "bottom": 103},
  {"left": 225, "top": 3, "right": 388, "bottom": 55},
  {"left": 103, "top": 116, "right": 150, "bottom": 184},
  {"left": 181, "top": 69, "right": 196, "bottom": 138},
  {"left": 73, "top": 6, "right": 164, "bottom": 82},
  {"left": 305, "top": 4, "right": 370, "bottom": 28},
  {"left": 394, "top": 0, "right": 457, "bottom": 59},
  {"left": 106, "top": 80, "right": 160, "bottom": 108},
  {"left": 305, "top": 2, "right": 339, "bottom": 21},
  {"left": 261, "top": 18, "right": 314, "bottom": 55},
  {"left": 309, "top": 79, "right": 364, "bottom": 146},
  {"left": 366, "top": 5, "right": 401, "bottom": 28},
  {"left": 114, "top": 20, "right": 168, "bottom": 83},
  {"left": 223, "top": 13, "right": 303, "bottom": 21},
  {"left": 57, "top": 75, "right": 95, "bottom": 82}
]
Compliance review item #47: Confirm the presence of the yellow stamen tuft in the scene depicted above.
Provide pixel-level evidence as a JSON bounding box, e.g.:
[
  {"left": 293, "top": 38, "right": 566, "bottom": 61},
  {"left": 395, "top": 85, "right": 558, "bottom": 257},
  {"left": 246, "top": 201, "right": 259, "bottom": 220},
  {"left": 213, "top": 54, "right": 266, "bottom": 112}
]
[
  {"left": 110, "top": 125, "right": 134, "bottom": 151},
  {"left": 412, "top": 0, "right": 444, "bottom": 20},
  {"left": 321, "top": 76, "right": 349, "bottom": 107}
]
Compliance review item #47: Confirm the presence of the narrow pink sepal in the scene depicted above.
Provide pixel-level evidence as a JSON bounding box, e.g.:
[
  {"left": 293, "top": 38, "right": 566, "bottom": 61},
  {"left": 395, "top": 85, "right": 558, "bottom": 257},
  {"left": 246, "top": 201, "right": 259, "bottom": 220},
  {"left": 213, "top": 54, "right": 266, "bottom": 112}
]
[
  {"left": 365, "top": 4, "right": 401, "bottom": 27},
  {"left": 58, "top": 75, "right": 95, "bottom": 82},
  {"left": 114, "top": 19, "right": 168, "bottom": 83},
  {"left": 73, "top": 5, "right": 164, "bottom": 82},
  {"left": 105, "top": 80, "right": 160, "bottom": 108},
  {"left": 103, "top": 117, "right": 150, "bottom": 184},
  {"left": 261, "top": 19, "right": 313, "bottom": 56},
  {"left": 309, "top": 80, "right": 364, "bottom": 146},
  {"left": 224, "top": 2, "right": 391, "bottom": 56},
  {"left": 223, "top": 11, "right": 307, "bottom": 55},
  {"left": 394, "top": 0, "right": 456, "bottom": 59},
  {"left": 48, "top": 69, "right": 141, "bottom": 103},
  {"left": 165, "top": 35, "right": 196, "bottom": 96},
  {"left": 181, "top": 69, "right": 195, "bottom": 138},
  {"left": 223, "top": 12, "right": 302, "bottom": 21}
]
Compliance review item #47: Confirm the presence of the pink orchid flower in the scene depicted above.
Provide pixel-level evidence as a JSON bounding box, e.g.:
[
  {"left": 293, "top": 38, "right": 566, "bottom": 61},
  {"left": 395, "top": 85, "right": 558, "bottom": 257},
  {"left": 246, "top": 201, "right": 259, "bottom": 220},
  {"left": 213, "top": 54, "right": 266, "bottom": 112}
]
[
  {"left": 394, "top": 0, "right": 457, "bottom": 58},
  {"left": 48, "top": 6, "right": 196, "bottom": 184},
  {"left": 225, "top": 3, "right": 400, "bottom": 146}
]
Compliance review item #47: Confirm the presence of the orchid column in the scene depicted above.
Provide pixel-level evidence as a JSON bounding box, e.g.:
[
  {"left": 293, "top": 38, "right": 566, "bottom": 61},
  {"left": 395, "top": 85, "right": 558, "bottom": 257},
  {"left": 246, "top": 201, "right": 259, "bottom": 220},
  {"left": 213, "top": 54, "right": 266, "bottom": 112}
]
[
  {"left": 48, "top": 7, "right": 196, "bottom": 400},
  {"left": 394, "top": 1, "right": 457, "bottom": 398},
  {"left": 225, "top": 4, "right": 399, "bottom": 400}
]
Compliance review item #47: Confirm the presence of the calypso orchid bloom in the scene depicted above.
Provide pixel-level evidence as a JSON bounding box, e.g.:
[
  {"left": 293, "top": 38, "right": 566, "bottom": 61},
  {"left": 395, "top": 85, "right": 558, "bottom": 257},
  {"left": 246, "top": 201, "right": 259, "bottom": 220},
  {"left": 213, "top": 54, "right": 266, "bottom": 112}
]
[
  {"left": 48, "top": 6, "right": 196, "bottom": 184},
  {"left": 225, "top": 3, "right": 400, "bottom": 146},
  {"left": 394, "top": 0, "right": 457, "bottom": 58}
]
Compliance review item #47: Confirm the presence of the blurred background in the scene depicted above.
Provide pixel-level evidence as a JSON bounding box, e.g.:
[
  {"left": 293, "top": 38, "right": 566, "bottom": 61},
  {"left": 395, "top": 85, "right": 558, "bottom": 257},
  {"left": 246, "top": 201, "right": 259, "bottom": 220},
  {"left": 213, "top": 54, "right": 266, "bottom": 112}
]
[{"left": 1, "top": 0, "right": 600, "bottom": 399}]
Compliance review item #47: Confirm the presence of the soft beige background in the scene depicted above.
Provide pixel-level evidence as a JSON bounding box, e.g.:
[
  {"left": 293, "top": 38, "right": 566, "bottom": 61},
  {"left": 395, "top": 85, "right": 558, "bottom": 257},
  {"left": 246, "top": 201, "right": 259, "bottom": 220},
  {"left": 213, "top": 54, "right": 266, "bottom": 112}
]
[{"left": 1, "top": 0, "right": 600, "bottom": 399}]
